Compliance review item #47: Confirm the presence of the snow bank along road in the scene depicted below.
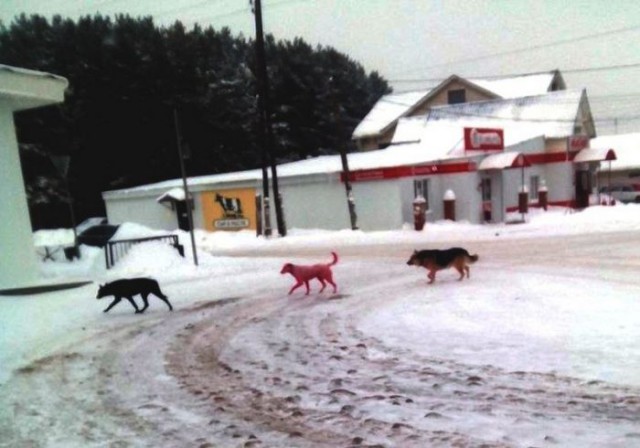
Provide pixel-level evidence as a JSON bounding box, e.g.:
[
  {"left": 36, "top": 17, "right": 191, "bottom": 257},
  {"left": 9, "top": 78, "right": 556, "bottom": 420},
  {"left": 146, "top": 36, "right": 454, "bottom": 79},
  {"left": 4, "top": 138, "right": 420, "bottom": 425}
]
[{"left": 2, "top": 231, "right": 640, "bottom": 447}]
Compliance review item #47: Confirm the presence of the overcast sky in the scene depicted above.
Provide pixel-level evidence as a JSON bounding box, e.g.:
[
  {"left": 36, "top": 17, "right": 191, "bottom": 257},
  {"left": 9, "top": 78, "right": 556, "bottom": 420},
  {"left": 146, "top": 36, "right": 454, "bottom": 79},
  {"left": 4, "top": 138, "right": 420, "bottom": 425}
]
[{"left": 1, "top": 0, "right": 640, "bottom": 135}]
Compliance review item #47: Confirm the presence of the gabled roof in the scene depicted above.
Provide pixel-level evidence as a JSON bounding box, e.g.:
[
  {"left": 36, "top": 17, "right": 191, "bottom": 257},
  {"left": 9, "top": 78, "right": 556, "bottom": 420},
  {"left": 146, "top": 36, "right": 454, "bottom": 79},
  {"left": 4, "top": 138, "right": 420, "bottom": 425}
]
[
  {"left": 392, "top": 89, "right": 587, "bottom": 152},
  {"left": 352, "top": 70, "right": 564, "bottom": 140}
]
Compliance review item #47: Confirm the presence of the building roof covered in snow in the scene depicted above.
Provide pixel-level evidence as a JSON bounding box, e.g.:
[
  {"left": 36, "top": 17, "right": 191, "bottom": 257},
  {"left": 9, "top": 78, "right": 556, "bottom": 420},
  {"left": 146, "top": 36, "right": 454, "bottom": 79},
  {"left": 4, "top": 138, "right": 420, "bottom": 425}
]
[
  {"left": 352, "top": 70, "right": 565, "bottom": 140},
  {"left": 591, "top": 132, "right": 640, "bottom": 172},
  {"left": 392, "top": 89, "right": 590, "bottom": 152},
  {"left": 427, "top": 88, "right": 590, "bottom": 139}
]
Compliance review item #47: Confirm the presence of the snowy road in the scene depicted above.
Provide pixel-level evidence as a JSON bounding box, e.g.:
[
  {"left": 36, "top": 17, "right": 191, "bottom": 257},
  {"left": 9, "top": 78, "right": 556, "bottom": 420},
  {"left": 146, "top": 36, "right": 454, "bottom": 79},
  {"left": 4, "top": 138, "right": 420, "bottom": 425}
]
[{"left": 2, "top": 230, "right": 640, "bottom": 447}]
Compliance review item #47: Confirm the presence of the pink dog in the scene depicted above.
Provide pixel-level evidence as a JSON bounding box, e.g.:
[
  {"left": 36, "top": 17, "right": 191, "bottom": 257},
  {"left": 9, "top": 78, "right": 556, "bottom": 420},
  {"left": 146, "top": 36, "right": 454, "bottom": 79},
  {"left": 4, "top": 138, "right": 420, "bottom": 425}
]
[{"left": 280, "top": 252, "right": 338, "bottom": 295}]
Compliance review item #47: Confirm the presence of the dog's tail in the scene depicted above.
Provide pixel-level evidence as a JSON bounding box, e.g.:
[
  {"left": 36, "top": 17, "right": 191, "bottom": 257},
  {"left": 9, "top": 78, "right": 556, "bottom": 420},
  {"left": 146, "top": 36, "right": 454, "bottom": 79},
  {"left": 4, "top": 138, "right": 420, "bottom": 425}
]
[
  {"left": 328, "top": 251, "right": 339, "bottom": 266},
  {"left": 468, "top": 254, "right": 479, "bottom": 263}
]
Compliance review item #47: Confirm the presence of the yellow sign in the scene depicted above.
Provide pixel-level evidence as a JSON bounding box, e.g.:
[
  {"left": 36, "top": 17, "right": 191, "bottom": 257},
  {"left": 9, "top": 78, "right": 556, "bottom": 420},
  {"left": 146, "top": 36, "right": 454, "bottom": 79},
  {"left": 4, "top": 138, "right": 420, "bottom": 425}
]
[{"left": 201, "top": 188, "right": 257, "bottom": 231}]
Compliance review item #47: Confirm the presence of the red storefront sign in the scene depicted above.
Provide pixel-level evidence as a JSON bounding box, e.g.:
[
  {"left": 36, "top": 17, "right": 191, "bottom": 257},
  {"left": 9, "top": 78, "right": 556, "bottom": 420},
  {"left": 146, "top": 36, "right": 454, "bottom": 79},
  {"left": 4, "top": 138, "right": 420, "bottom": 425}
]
[
  {"left": 464, "top": 127, "right": 504, "bottom": 151},
  {"left": 568, "top": 135, "right": 589, "bottom": 152}
]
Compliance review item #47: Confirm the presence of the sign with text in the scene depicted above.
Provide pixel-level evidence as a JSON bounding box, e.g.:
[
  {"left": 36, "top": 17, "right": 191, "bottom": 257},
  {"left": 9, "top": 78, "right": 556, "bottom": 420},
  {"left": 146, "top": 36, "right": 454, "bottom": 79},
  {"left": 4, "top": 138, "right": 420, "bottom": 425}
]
[
  {"left": 568, "top": 135, "right": 589, "bottom": 152},
  {"left": 201, "top": 188, "right": 257, "bottom": 231},
  {"left": 464, "top": 127, "right": 504, "bottom": 151}
]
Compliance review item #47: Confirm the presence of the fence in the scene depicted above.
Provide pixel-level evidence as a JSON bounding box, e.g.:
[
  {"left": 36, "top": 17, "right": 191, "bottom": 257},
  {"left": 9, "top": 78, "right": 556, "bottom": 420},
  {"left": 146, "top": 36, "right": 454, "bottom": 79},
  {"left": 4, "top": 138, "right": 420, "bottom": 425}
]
[{"left": 104, "top": 235, "right": 184, "bottom": 269}]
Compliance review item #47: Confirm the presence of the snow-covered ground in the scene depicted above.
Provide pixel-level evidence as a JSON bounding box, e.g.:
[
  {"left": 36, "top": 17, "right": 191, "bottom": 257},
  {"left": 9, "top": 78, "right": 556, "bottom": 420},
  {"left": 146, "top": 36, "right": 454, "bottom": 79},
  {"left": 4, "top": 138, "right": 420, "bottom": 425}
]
[{"left": 2, "top": 205, "right": 640, "bottom": 447}]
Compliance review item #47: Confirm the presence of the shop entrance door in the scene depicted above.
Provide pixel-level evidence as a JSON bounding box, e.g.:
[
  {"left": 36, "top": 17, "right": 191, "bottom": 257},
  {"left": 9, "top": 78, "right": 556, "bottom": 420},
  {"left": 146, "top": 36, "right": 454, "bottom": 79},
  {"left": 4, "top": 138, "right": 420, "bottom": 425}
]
[
  {"left": 575, "top": 170, "right": 591, "bottom": 209},
  {"left": 481, "top": 177, "right": 492, "bottom": 222}
]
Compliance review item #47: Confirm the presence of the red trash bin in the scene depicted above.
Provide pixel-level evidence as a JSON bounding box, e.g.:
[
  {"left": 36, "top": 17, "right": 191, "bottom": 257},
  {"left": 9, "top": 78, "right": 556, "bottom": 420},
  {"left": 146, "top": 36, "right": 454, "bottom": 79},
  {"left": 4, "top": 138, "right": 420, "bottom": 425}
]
[{"left": 413, "top": 195, "right": 427, "bottom": 231}]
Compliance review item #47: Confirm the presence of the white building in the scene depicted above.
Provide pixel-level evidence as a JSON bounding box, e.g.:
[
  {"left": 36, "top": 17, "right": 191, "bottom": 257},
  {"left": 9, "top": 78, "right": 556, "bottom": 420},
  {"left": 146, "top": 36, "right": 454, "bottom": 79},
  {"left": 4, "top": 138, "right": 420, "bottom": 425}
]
[
  {"left": 103, "top": 87, "right": 615, "bottom": 232},
  {"left": 0, "top": 65, "right": 68, "bottom": 293}
]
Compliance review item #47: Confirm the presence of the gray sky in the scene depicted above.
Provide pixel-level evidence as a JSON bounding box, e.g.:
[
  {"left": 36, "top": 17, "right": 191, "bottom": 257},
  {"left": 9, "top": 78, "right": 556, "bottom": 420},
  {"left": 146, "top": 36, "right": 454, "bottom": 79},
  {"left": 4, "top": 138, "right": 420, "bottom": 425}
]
[{"left": 1, "top": 0, "right": 640, "bottom": 134}]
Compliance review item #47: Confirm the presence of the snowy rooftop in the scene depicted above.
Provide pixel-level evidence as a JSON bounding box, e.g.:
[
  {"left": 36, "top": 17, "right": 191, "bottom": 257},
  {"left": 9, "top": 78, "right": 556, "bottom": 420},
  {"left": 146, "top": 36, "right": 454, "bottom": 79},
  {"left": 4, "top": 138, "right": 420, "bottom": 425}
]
[
  {"left": 469, "top": 71, "right": 559, "bottom": 99},
  {"left": 104, "top": 141, "right": 467, "bottom": 198},
  {"left": 351, "top": 90, "right": 433, "bottom": 139},
  {"left": 591, "top": 132, "right": 640, "bottom": 172},
  {"left": 352, "top": 71, "right": 559, "bottom": 139},
  {"left": 427, "top": 89, "right": 584, "bottom": 140}
]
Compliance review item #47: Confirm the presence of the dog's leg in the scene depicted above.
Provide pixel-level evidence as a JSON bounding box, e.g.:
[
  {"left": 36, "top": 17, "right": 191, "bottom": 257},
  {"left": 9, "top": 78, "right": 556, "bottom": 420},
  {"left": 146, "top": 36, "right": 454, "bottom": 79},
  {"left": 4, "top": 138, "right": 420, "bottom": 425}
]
[
  {"left": 325, "top": 272, "right": 337, "bottom": 293},
  {"left": 428, "top": 270, "right": 436, "bottom": 284},
  {"left": 155, "top": 294, "right": 173, "bottom": 311},
  {"left": 103, "top": 297, "right": 121, "bottom": 313},
  {"left": 455, "top": 265, "right": 465, "bottom": 281},
  {"left": 318, "top": 277, "right": 327, "bottom": 292},
  {"left": 125, "top": 296, "right": 141, "bottom": 313},
  {"left": 304, "top": 280, "right": 311, "bottom": 295},
  {"left": 289, "top": 281, "right": 304, "bottom": 295},
  {"left": 139, "top": 293, "right": 150, "bottom": 313},
  {"left": 464, "top": 265, "right": 470, "bottom": 279}
]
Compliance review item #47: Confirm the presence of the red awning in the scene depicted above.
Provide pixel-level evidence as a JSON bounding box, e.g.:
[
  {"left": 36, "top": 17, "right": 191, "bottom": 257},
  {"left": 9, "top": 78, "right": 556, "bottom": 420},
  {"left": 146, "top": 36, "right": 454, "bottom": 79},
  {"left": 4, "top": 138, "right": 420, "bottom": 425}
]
[
  {"left": 478, "top": 152, "right": 530, "bottom": 171},
  {"left": 572, "top": 148, "right": 617, "bottom": 163}
]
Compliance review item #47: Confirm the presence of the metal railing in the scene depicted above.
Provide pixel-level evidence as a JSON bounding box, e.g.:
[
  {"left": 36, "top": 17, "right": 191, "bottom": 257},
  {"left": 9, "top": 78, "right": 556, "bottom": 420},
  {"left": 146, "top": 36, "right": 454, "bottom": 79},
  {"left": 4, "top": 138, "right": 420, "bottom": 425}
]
[{"left": 104, "top": 235, "right": 184, "bottom": 269}]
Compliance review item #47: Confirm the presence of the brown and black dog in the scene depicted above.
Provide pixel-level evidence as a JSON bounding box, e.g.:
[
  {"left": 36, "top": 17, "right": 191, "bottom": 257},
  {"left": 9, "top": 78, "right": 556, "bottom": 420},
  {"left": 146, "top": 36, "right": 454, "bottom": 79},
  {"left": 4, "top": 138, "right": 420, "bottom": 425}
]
[
  {"left": 280, "top": 252, "right": 338, "bottom": 295},
  {"left": 407, "top": 247, "right": 479, "bottom": 284}
]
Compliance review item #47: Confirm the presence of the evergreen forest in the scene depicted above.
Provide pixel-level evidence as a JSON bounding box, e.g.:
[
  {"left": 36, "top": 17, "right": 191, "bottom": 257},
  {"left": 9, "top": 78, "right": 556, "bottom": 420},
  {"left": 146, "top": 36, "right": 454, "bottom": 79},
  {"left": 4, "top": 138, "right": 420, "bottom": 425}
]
[{"left": 0, "top": 14, "right": 391, "bottom": 228}]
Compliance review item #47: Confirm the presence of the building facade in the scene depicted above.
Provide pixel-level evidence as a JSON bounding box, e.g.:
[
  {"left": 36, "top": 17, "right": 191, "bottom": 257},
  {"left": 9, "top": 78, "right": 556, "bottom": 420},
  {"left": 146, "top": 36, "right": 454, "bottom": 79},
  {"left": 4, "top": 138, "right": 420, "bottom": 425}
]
[{"left": 103, "top": 74, "right": 617, "bottom": 234}]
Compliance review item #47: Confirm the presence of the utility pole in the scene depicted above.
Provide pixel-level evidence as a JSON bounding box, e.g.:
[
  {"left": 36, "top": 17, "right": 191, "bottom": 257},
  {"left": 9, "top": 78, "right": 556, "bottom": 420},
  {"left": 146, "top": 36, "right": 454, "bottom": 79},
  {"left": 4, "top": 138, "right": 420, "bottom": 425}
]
[
  {"left": 174, "top": 108, "right": 199, "bottom": 266},
  {"left": 329, "top": 76, "right": 358, "bottom": 230},
  {"left": 251, "top": 0, "right": 287, "bottom": 237}
]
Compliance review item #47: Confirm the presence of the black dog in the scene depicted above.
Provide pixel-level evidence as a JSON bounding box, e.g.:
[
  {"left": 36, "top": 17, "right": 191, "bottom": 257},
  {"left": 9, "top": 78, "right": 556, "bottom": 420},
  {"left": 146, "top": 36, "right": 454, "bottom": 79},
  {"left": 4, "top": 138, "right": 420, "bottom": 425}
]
[
  {"left": 96, "top": 278, "right": 173, "bottom": 313},
  {"left": 407, "top": 248, "right": 479, "bottom": 284}
]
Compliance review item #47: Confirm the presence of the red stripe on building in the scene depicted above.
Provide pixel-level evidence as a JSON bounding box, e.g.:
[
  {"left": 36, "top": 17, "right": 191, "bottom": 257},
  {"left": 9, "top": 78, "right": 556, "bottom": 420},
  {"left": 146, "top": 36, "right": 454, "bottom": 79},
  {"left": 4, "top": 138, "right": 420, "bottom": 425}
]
[
  {"left": 343, "top": 162, "right": 476, "bottom": 182},
  {"left": 524, "top": 152, "right": 568, "bottom": 164},
  {"left": 341, "top": 150, "right": 572, "bottom": 183}
]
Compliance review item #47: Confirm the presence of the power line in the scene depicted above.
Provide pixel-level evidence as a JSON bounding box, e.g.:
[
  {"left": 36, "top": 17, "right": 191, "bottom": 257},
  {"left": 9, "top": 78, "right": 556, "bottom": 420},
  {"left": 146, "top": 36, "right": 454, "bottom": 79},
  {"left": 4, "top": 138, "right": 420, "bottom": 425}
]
[
  {"left": 391, "top": 62, "right": 640, "bottom": 85},
  {"left": 155, "top": 0, "right": 309, "bottom": 24},
  {"left": 392, "top": 24, "right": 640, "bottom": 77}
]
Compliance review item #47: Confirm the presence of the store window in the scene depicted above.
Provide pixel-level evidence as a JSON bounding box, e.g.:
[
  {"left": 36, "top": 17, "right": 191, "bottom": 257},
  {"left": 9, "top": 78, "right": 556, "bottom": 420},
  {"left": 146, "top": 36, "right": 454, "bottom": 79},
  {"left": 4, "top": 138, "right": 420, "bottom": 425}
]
[{"left": 413, "top": 179, "right": 430, "bottom": 210}]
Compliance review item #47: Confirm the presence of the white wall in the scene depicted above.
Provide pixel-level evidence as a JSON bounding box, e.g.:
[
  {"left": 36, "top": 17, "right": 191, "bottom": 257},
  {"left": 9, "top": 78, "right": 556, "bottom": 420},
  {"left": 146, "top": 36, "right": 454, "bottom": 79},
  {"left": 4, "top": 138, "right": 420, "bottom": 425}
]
[
  {"left": 437, "top": 172, "right": 483, "bottom": 223},
  {"left": 353, "top": 180, "right": 403, "bottom": 230},
  {"left": 544, "top": 163, "right": 575, "bottom": 204},
  {"left": 279, "top": 178, "right": 351, "bottom": 230},
  {"left": 0, "top": 107, "right": 39, "bottom": 290},
  {"left": 105, "top": 194, "right": 182, "bottom": 231}
]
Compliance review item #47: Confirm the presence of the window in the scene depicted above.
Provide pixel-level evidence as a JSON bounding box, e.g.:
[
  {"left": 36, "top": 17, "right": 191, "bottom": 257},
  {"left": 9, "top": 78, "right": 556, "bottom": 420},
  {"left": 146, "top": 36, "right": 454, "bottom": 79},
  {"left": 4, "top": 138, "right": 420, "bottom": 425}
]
[
  {"left": 448, "top": 89, "right": 466, "bottom": 104},
  {"left": 529, "top": 176, "right": 539, "bottom": 200},
  {"left": 413, "top": 179, "right": 430, "bottom": 210}
]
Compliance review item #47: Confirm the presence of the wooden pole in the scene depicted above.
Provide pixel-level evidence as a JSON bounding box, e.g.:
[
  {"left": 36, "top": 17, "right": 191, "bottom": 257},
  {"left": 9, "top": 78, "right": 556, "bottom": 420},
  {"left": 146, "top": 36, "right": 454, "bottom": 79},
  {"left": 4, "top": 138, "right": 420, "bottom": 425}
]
[{"left": 174, "top": 108, "right": 198, "bottom": 266}]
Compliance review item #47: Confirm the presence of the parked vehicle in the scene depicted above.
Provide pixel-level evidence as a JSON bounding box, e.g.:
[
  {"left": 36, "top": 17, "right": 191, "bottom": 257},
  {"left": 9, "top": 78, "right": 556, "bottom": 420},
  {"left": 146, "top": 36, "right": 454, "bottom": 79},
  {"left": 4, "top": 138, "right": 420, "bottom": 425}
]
[
  {"left": 75, "top": 217, "right": 108, "bottom": 235},
  {"left": 598, "top": 184, "right": 640, "bottom": 203},
  {"left": 76, "top": 224, "right": 120, "bottom": 248}
]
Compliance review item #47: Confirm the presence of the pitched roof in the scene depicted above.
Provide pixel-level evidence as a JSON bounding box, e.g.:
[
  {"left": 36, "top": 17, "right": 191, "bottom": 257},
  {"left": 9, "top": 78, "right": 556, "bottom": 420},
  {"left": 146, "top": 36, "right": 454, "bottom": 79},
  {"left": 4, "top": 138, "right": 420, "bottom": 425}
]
[
  {"left": 352, "top": 71, "right": 563, "bottom": 140},
  {"left": 390, "top": 89, "right": 587, "bottom": 156}
]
